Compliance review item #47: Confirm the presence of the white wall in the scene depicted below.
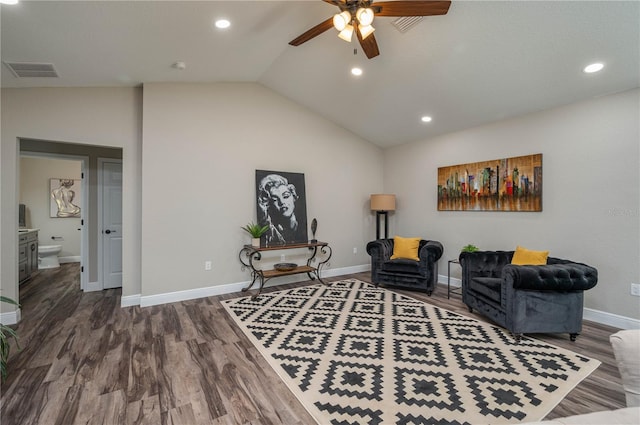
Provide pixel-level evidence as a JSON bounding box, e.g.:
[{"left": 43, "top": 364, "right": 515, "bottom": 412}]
[
  {"left": 384, "top": 89, "right": 640, "bottom": 320},
  {"left": 140, "top": 83, "right": 382, "bottom": 297},
  {"left": 20, "top": 156, "right": 82, "bottom": 259},
  {"left": 1, "top": 87, "right": 142, "bottom": 305}
]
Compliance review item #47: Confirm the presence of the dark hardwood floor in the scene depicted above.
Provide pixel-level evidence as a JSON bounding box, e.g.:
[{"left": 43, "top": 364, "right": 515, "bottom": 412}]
[{"left": 1, "top": 263, "right": 627, "bottom": 424}]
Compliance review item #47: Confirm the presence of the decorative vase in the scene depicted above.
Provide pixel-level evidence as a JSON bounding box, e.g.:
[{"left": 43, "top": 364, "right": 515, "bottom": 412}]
[
  {"left": 252, "top": 238, "right": 261, "bottom": 247},
  {"left": 310, "top": 218, "right": 318, "bottom": 243}
]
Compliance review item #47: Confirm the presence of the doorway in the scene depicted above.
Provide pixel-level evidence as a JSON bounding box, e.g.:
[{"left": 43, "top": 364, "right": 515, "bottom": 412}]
[
  {"left": 19, "top": 139, "right": 123, "bottom": 293},
  {"left": 19, "top": 153, "right": 88, "bottom": 289}
]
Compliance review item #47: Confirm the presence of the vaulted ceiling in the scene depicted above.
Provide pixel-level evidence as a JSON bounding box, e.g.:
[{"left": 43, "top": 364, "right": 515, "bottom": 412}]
[{"left": 2, "top": 1, "right": 638, "bottom": 147}]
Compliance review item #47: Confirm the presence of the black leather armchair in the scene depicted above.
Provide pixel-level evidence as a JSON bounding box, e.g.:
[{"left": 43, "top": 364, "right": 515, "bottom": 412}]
[
  {"left": 459, "top": 250, "right": 598, "bottom": 341},
  {"left": 366, "top": 238, "right": 443, "bottom": 295}
]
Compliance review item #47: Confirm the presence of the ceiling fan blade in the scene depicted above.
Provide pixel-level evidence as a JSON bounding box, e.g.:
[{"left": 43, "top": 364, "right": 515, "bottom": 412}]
[
  {"left": 289, "top": 17, "right": 335, "bottom": 46},
  {"left": 374, "top": 1, "right": 451, "bottom": 17},
  {"left": 357, "top": 30, "right": 380, "bottom": 59}
]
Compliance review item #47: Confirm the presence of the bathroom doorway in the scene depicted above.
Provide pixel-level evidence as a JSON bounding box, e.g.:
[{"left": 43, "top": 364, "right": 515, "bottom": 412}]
[
  {"left": 19, "top": 139, "right": 123, "bottom": 292},
  {"left": 19, "top": 152, "right": 88, "bottom": 289}
]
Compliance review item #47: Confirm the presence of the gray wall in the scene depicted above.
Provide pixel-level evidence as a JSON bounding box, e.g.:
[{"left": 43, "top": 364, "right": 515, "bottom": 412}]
[
  {"left": 140, "top": 83, "right": 382, "bottom": 297},
  {"left": 1, "top": 87, "right": 141, "bottom": 304},
  {"left": 384, "top": 88, "right": 640, "bottom": 320},
  {"left": 2, "top": 84, "right": 638, "bottom": 324}
]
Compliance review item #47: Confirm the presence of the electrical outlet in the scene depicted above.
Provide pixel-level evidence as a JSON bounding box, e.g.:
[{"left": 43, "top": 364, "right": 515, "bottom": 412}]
[
  {"left": 353, "top": 247, "right": 357, "bottom": 254},
  {"left": 280, "top": 254, "right": 286, "bottom": 262},
  {"left": 631, "top": 283, "right": 640, "bottom": 297},
  {"left": 205, "top": 261, "right": 212, "bottom": 271}
]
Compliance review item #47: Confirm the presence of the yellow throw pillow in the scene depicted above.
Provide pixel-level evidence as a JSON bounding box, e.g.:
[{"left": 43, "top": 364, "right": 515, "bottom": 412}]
[
  {"left": 511, "top": 245, "right": 549, "bottom": 265},
  {"left": 390, "top": 236, "right": 421, "bottom": 261}
]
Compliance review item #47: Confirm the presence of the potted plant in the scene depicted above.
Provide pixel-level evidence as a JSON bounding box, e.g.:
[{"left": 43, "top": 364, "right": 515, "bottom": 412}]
[
  {"left": 242, "top": 222, "right": 270, "bottom": 247},
  {"left": 461, "top": 244, "right": 480, "bottom": 253},
  {"left": 0, "top": 296, "right": 20, "bottom": 382}
]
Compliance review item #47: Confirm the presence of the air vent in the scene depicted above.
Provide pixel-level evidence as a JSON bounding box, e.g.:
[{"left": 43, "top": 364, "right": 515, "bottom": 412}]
[
  {"left": 390, "top": 16, "right": 424, "bottom": 33},
  {"left": 3, "top": 62, "right": 59, "bottom": 78}
]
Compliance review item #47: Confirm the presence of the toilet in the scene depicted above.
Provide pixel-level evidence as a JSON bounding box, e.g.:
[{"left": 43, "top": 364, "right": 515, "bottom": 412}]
[{"left": 38, "top": 245, "right": 62, "bottom": 269}]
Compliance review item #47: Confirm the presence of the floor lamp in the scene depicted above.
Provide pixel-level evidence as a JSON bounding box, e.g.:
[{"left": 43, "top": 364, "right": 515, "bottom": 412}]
[{"left": 370, "top": 194, "right": 396, "bottom": 239}]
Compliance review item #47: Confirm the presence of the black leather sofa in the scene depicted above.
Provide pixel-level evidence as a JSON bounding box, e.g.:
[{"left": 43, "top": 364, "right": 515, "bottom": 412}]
[
  {"left": 366, "top": 238, "right": 443, "bottom": 295},
  {"left": 459, "top": 250, "right": 598, "bottom": 341}
]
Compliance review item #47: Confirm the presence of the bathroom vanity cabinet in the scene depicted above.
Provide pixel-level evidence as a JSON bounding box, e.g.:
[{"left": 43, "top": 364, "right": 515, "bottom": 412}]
[{"left": 19, "top": 229, "right": 39, "bottom": 283}]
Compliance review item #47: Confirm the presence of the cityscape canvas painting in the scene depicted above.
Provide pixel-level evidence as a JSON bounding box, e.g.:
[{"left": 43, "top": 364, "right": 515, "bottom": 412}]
[{"left": 438, "top": 153, "right": 542, "bottom": 211}]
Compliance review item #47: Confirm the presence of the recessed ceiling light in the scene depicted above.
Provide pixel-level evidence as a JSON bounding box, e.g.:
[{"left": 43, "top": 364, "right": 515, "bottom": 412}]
[
  {"left": 421, "top": 116, "right": 432, "bottom": 123},
  {"left": 583, "top": 62, "right": 604, "bottom": 73},
  {"left": 0, "top": 0, "right": 19, "bottom": 4},
  {"left": 215, "top": 19, "right": 231, "bottom": 29},
  {"left": 351, "top": 67, "right": 363, "bottom": 76}
]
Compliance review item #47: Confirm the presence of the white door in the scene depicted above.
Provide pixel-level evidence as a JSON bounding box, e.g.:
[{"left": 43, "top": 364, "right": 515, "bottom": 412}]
[{"left": 101, "top": 160, "right": 123, "bottom": 289}]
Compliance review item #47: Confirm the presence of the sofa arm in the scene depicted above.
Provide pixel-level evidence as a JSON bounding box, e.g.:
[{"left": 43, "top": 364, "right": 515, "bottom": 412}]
[
  {"left": 367, "top": 239, "right": 394, "bottom": 283},
  {"left": 366, "top": 239, "right": 394, "bottom": 262},
  {"left": 610, "top": 329, "right": 640, "bottom": 408},
  {"left": 502, "top": 262, "right": 598, "bottom": 291},
  {"left": 419, "top": 240, "right": 444, "bottom": 265}
]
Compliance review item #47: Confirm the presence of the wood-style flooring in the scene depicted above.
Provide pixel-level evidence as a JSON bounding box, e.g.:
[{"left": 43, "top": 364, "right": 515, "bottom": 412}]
[{"left": 1, "top": 263, "right": 627, "bottom": 424}]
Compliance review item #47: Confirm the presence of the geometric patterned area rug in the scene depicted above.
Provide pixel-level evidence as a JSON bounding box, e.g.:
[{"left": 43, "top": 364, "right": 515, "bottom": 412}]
[{"left": 222, "top": 279, "right": 601, "bottom": 425}]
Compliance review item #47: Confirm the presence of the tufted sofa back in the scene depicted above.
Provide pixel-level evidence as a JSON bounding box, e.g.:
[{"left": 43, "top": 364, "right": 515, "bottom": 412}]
[{"left": 459, "top": 250, "right": 513, "bottom": 278}]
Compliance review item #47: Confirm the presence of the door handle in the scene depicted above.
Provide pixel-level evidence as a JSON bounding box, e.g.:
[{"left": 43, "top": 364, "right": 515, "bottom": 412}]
[{"left": 105, "top": 229, "right": 116, "bottom": 234}]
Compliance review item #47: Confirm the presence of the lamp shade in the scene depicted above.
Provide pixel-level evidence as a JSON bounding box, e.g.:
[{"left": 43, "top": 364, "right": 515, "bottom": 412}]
[
  {"left": 338, "top": 24, "right": 354, "bottom": 42},
  {"left": 356, "top": 7, "right": 374, "bottom": 26},
  {"left": 370, "top": 194, "right": 396, "bottom": 211},
  {"left": 333, "top": 11, "right": 351, "bottom": 31},
  {"left": 359, "top": 24, "right": 375, "bottom": 40}
]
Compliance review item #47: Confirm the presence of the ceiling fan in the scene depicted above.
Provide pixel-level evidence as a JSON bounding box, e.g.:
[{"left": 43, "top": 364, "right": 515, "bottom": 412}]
[{"left": 289, "top": 1, "right": 451, "bottom": 59}]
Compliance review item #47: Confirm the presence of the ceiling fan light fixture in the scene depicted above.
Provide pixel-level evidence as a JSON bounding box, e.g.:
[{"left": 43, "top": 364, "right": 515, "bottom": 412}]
[
  {"left": 333, "top": 11, "right": 351, "bottom": 31},
  {"left": 356, "top": 8, "right": 374, "bottom": 26},
  {"left": 338, "top": 24, "right": 354, "bottom": 42},
  {"left": 359, "top": 24, "right": 375, "bottom": 40}
]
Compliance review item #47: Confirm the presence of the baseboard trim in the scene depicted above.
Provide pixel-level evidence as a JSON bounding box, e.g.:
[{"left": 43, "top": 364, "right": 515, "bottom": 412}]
[
  {"left": 0, "top": 307, "right": 21, "bottom": 325},
  {"left": 59, "top": 256, "right": 81, "bottom": 264},
  {"left": 139, "top": 281, "right": 248, "bottom": 307},
  {"left": 438, "top": 273, "right": 461, "bottom": 288},
  {"left": 583, "top": 308, "right": 640, "bottom": 330},
  {"left": 436, "top": 273, "right": 639, "bottom": 330},
  {"left": 130, "top": 264, "right": 371, "bottom": 308},
  {"left": 121, "top": 267, "right": 639, "bottom": 330},
  {"left": 323, "top": 264, "right": 370, "bottom": 277},
  {"left": 121, "top": 294, "right": 141, "bottom": 308}
]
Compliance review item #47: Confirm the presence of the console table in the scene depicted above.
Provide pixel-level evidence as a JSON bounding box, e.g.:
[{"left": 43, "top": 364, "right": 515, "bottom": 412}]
[{"left": 238, "top": 241, "right": 332, "bottom": 299}]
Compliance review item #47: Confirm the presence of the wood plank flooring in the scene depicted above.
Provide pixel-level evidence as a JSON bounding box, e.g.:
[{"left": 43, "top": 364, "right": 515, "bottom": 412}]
[{"left": 1, "top": 263, "right": 627, "bottom": 424}]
